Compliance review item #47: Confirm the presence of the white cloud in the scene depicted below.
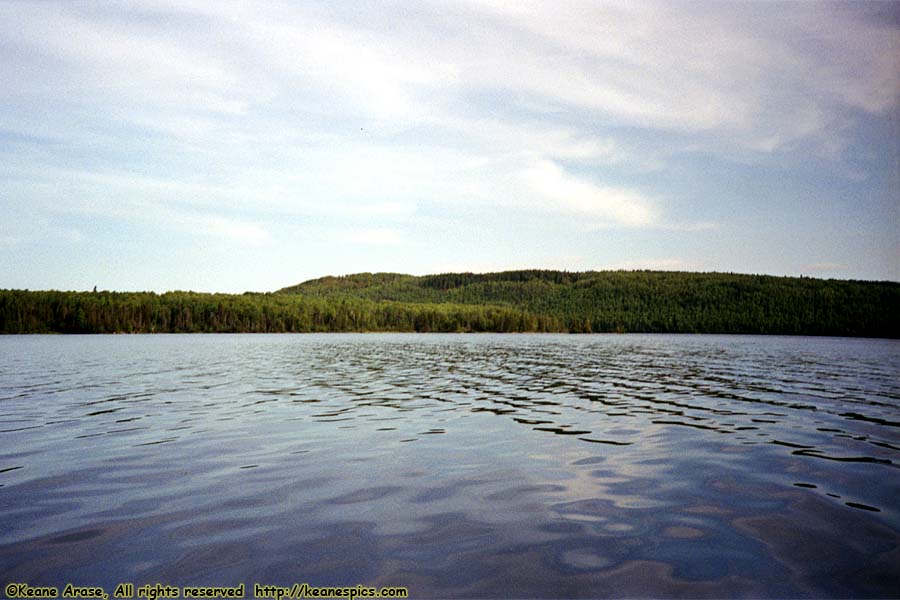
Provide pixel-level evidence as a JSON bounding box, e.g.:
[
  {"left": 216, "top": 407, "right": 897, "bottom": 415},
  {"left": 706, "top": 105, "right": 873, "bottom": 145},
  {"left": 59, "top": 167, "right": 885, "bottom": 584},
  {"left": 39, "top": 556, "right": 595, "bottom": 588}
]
[
  {"left": 657, "top": 222, "right": 719, "bottom": 233},
  {"left": 5, "top": 167, "right": 273, "bottom": 246},
  {"left": 201, "top": 217, "right": 270, "bottom": 245},
  {"left": 120, "top": 205, "right": 272, "bottom": 246},
  {"left": 0, "top": 3, "right": 246, "bottom": 108},
  {"left": 0, "top": 216, "right": 84, "bottom": 247},
  {"left": 0, "top": 0, "right": 896, "bottom": 287},
  {"left": 522, "top": 160, "right": 656, "bottom": 226},
  {"left": 341, "top": 228, "right": 403, "bottom": 246},
  {"left": 450, "top": 0, "right": 898, "bottom": 152},
  {"left": 3, "top": 0, "right": 895, "bottom": 155}
]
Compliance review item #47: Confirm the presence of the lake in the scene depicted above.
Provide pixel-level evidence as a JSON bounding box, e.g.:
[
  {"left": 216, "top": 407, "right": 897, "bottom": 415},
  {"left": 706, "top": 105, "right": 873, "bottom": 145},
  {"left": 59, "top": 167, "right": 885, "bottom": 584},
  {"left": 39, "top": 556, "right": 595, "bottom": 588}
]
[{"left": 1, "top": 334, "right": 898, "bottom": 598}]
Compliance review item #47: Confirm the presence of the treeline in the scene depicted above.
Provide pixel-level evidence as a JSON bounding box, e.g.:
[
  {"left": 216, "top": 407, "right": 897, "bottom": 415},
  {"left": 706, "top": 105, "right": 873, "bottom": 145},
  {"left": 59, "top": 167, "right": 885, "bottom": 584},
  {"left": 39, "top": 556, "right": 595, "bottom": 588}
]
[
  {"left": 3, "top": 270, "right": 898, "bottom": 337},
  {"left": 0, "top": 290, "right": 549, "bottom": 334},
  {"left": 282, "top": 270, "right": 900, "bottom": 338}
]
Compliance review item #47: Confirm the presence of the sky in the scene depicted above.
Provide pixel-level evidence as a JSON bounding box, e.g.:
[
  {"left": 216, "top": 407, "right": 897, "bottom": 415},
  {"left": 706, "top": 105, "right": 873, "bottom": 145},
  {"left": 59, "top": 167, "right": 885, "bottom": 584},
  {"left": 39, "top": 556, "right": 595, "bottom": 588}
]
[{"left": 1, "top": 0, "right": 898, "bottom": 293}]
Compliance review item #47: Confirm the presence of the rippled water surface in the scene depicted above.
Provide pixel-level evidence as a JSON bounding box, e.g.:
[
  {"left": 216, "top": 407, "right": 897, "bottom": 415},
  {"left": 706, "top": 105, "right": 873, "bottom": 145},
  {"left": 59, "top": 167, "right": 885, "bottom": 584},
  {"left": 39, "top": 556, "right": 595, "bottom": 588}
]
[{"left": 1, "top": 334, "right": 899, "bottom": 597}]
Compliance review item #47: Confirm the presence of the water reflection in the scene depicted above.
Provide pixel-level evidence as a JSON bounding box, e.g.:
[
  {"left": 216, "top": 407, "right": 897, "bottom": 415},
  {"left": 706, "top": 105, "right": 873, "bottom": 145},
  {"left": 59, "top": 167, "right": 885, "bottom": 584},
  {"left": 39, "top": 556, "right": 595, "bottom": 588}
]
[{"left": 0, "top": 334, "right": 898, "bottom": 596}]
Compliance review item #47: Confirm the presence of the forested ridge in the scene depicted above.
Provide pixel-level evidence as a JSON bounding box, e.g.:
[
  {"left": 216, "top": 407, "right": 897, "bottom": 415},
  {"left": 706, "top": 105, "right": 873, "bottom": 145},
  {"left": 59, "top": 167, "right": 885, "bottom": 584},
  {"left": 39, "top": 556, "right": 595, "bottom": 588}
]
[{"left": 2, "top": 270, "right": 898, "bottom": 337}]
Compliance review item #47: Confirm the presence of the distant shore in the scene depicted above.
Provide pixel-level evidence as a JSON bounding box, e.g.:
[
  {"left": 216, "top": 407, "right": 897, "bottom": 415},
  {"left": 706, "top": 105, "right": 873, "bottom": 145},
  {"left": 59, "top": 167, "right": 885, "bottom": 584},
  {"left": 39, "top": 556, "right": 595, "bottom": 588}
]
[{"left": 2, "top": 269, "right": 898, "bottom": 337}]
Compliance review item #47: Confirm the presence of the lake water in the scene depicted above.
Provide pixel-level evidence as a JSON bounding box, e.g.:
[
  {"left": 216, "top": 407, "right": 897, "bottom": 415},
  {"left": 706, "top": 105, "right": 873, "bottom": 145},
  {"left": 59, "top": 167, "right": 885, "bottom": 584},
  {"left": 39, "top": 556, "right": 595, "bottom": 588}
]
[{"left": 1, "top": 334, "right": 898, "bottom": 598}]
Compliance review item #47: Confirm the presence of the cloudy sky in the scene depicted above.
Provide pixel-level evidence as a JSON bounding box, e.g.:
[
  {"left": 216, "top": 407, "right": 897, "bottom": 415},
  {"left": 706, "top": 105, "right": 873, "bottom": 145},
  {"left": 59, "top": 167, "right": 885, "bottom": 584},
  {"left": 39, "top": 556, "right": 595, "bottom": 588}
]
[{"left": 1, "top": 0, "right": 898, "bottom": 292}]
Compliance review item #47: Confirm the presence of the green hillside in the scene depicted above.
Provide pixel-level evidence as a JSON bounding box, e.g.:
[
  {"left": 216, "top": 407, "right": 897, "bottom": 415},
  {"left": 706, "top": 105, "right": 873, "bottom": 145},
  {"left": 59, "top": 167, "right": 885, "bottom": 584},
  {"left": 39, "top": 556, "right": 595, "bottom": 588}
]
[
  {"left": 280, "top": 270, "right": 900, "bottom": 337},
  {"left": 2, "top": 270, "right": 898, "bottom": 336}
]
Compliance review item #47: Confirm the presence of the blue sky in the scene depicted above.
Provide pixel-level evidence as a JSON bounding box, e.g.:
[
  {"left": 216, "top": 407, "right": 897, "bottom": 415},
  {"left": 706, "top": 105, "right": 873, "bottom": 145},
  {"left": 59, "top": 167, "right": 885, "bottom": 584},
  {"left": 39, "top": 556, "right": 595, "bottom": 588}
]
[{"left": 1, "top": 1, "right": 898, "bottom": 292}]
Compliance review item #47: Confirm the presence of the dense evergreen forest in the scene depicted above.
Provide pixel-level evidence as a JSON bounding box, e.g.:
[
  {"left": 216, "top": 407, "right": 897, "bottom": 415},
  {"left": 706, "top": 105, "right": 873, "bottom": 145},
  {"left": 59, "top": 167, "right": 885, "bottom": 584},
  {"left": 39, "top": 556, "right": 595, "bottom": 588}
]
[{"left": 2, "top": 270, "right": 898, "bottom": 337}]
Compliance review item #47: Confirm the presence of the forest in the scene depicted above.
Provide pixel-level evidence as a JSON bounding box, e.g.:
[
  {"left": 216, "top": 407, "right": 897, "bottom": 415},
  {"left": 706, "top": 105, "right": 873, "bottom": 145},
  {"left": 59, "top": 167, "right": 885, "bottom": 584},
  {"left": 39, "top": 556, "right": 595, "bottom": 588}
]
[{"left": 2, "top": 270, "right": 898, "bottom": 337}]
